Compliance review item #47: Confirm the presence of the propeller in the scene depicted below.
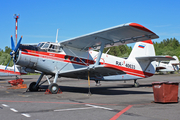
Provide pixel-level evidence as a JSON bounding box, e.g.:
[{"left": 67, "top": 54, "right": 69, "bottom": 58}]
[{"left": 5, "top": 36, "right": 22, "bottom": 71}]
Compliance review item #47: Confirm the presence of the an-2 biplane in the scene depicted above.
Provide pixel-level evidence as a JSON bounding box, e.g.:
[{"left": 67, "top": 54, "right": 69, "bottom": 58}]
[{"left": 7, "top": 23, "right": 174, "bottom": 94}]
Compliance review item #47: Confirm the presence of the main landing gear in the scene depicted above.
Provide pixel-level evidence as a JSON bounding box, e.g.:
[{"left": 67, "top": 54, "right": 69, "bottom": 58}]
[
  {"left": 28, "top": 72, "right": 61, "bottom": 94},
  {"left": 134, "top": 79, "right": 140, "bottom": 87}
]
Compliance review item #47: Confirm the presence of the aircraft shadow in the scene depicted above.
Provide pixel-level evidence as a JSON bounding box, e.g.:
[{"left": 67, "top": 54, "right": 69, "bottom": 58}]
[{"left": 37, "top": 84, "right": 153, "bottom": 95}]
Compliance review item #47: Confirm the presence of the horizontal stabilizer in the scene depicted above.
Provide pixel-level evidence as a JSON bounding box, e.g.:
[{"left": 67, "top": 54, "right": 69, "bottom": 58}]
[
  {"left": 171, "top": 63, "right": 180, "bottom": 65},
  {"left": 136, "top": 56, "right": 175, "bottom": 61}
]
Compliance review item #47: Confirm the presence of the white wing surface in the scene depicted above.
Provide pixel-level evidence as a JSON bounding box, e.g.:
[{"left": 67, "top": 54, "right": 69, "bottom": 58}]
[{"left": 60, "top": 23, "right": 159, "bottom": 50}]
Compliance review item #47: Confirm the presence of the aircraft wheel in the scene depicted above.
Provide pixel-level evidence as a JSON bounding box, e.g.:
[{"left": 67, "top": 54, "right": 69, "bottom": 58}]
[
  {"left": 29, "top": 82, "right": 39, "bottom": 91},
  {"left": 134, "top": 82, "right": 140, "bottom": 87},
  {"left": 48, "top": 83, "right": 59, "bottom": 94}
]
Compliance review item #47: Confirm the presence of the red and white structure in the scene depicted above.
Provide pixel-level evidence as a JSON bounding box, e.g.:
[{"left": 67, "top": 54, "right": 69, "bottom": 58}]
[{"left": 14, "top": 14, "right": 19, "bottom": 45}]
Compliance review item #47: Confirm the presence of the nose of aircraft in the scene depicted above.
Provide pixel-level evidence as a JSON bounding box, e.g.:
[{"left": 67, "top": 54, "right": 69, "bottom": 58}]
[{"left": 5, "top": 36, "right": 22, "bottom": 70}]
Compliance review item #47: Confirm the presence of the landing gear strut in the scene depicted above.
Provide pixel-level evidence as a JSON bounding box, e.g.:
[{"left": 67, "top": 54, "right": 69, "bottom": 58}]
[
  {"left": 28, "top": 72, "right": 61, "bottom": 94},
  {"left": 134, "top": 79, "right": 139, "bottom": 87},
  {"left": 29, "top": 73, "right": 44, "bottom": 92},
  {"left": 95, "top": 80, "right": 101, "bottom": 86}
]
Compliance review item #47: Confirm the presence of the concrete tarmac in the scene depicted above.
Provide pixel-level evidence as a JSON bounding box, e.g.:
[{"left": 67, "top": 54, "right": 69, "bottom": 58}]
[{"left": 0, "top": 74, "right": 180, "bottom": 120}]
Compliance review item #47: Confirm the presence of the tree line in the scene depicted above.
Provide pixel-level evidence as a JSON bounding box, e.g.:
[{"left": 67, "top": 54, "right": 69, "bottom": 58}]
[
  {"left": 0, "top": 37, "right": 179, "bottom": 67},
  {"left": 154, "top": 38, "right": 180, "bottom": 58},
  {"left": 0, "top": 46, "right": 13, "bottom": 66}
]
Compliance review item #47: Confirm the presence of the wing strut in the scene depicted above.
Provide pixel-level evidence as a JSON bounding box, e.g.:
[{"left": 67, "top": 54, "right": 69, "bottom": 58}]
[
  {"left": 88, "top": 71, "right": 91, "bottom": 96},
  {"left": 94, "top": 42, "right": 105, "bottom": 66}
]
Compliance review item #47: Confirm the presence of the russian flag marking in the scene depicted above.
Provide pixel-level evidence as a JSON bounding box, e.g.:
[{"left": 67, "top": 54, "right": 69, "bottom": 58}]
[{"left": 138, "top": 45, "right": 145, "bottom": 48}]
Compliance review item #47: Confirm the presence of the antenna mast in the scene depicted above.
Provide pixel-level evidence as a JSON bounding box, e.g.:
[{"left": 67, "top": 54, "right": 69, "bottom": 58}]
[{"left": 55, "top": 28, "right": 59, "bottom": 43}]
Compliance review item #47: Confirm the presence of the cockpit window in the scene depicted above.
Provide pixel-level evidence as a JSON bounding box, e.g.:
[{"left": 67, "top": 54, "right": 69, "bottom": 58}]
[
  {"left": 37, "top": 43, "right": 45, "bottom": 48},
  {"left": 41, "top": 43, "right": 50, "bottom": 49},
  {"left": 37, "top": 43, "right": 41, "bottom": 47}
]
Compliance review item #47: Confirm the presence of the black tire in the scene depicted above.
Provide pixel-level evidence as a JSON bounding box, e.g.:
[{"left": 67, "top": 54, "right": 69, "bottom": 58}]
[
  {"left": 48, "top": 83, "right": 59, "bottom": 94},
  {"left": 29, "top": 82, "right": 39, "bottom": 92}
]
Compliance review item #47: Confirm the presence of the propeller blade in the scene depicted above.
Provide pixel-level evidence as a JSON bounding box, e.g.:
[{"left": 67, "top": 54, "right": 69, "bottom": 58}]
[
  {"left": 5, "top": 57, "right": 12, "bottom": 70},
  {"left": 14, "top": 36, "right": 22, "bottom": 53},
  {"left": 11, "top": 36, "right": 15, "bottom": 51}
]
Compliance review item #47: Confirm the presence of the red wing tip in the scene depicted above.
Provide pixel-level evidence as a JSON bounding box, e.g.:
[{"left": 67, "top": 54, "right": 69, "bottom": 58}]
[
  {"left": 165, "top": 56, "right": 173, "bottom": 58},
  {"left": 129, "top": 23, "right": 155, "bottom": 34},
  {"left": 141, "top": 40, "right": 153, "bottom": 44},
  {"left": 165, "top": 56, "right": 172, "bottom": 58}
]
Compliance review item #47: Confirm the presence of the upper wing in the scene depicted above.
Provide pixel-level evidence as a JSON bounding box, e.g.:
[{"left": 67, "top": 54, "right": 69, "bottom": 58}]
[
  {"left": 136, "top": 56, "right": 175, "bottom": 61},
  {"left": 60, "top": 23, "right": 159, "bottom": 50}
]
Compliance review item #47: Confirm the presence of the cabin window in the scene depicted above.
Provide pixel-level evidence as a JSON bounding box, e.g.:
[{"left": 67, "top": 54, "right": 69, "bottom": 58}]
[
  {"left": 37, "top": 43, "right": 45, "bottom": 48},
  {"left": 64, "top": 55, "right": 68, "bottom": 60},
  {"left": 76, "top": 58, "right": 80, "bottom": 62},
  {"left": 82, "top": 59, "right": 86, "bottom": 63},
  {"left": 70, "top": 56, "right": 74, "bottom": 61},
  {"left": 48, "top": 44, "right": 63, "bottom": 52}
]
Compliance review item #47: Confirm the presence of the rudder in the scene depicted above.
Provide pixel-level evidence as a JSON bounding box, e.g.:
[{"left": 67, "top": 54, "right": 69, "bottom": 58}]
[{"left": 128, "top": 40, "right": 155, "bottom": 59}]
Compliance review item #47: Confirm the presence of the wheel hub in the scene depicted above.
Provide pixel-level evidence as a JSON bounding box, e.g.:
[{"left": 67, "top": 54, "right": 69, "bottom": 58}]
[{"left": 52, "top": 86, "right": 57, "bottom": 91}]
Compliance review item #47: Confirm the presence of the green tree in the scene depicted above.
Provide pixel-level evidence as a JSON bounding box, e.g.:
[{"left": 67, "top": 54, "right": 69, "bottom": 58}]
[
  {"left": 5, "top": 46, "right": 12, "bottom": 54},
  {"left": 0, "top": 46, "right": 13, "bottom": 66}
]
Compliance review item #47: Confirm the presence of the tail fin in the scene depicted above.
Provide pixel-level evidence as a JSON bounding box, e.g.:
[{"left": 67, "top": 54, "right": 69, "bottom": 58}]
[
  {"left": 128, "top": 40, "right": 156, "bottom": 76},
  {"left": 169, "top": 56, "right": 180, "bottom": 71},
  {"left": 169, "top": 56, "right": 179, "bottom": 64},
  {"left": 128, "top": 40, "right": 155, "bottom": 59}
]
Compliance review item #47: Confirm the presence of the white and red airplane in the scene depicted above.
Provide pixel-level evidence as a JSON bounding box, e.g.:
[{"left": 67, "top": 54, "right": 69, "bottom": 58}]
[
  {"left": 8, "top": 23, "right": 174, "bottom": 94},
  {"left": 156, "top": 56, "right": 180, "bottom": 73}
]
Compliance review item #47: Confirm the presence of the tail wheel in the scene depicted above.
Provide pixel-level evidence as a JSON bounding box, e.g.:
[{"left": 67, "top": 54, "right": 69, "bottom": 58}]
[
  {"left": 29, "top": 82, "right": 39, "bottom": 91},
  {"left": 134, "top": 79, "right": 140, "bottom": 87},
  {"left": 134, "top": 82, "right": 140, "bottom": 87},
  {"left": 48, "top": 83, "right": 59, "bottom": 94}
]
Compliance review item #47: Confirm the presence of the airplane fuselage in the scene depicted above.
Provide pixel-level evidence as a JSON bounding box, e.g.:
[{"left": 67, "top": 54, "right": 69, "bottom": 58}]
[{"left": 16, "top": 43, "right": 155, "bottom": 81}]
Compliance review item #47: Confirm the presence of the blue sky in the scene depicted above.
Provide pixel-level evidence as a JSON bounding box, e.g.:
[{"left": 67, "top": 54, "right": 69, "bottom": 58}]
[{"left": 0, "top": 0, "right": 180, "bottom": 50}]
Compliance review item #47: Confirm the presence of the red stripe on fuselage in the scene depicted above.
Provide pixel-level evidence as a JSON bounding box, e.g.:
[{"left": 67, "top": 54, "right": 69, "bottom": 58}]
[
  {"left": 21, "top": 49, "right": 154, "bottom": 78},
  {"left": 21, "top": 49, "right": 95, "bottom": 66},
  {"left": 104, "top": 64, "right": 153, "bottom": 78}
]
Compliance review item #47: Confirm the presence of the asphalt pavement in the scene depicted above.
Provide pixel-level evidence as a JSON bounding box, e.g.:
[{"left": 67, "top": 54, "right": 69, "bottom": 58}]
[{"left": 0, "top": 74, "right": 180, "bottom": 120}]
